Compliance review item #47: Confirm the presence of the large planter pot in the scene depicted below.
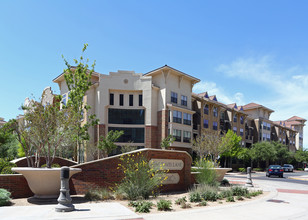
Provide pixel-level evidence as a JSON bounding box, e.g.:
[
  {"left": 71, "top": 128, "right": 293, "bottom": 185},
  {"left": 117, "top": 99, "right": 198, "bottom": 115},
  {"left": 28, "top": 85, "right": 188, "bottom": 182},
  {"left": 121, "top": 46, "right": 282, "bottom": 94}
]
[
  {"left": 191, "top": 167, "right": 232, "bottom": 182},
  {"left": 12, "top": 167, "right": 81, "bottom": 199}
]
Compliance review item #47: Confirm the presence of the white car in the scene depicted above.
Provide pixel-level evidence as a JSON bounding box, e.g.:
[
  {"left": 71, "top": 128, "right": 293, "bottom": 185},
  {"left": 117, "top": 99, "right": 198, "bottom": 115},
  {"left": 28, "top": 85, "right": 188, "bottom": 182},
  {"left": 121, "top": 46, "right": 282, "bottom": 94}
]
[
  {"left": 304, "top": 168, "right": 308, "bottom": 172},
  {"left": 282, "top": 164, "right": 294, "bottom": 172}
]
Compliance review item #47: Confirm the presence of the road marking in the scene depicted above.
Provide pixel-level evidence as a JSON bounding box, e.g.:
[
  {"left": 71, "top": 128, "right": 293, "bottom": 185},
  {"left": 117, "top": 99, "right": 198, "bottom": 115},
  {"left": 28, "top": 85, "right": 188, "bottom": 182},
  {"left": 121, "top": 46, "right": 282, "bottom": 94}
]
[{"left": 277, "top": 189, "right": 308, "bottom": 194}]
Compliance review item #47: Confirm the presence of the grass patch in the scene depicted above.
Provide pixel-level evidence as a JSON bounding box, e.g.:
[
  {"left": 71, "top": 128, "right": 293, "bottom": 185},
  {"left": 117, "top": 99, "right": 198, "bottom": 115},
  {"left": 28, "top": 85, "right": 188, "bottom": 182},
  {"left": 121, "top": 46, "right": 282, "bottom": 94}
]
[{"left": 84, "top": 188, "right": 114, "bottom": 201}]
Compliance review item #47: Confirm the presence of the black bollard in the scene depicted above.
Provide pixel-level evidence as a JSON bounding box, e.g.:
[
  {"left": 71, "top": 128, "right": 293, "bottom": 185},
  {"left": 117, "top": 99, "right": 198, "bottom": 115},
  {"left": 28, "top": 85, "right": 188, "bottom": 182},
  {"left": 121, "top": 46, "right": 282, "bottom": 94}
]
[
  {"left": 245, "top": 167, "right": 254, "bottom": 187},
  {"left": 55, "top": 166, "right": 75, "bottom": 212}
]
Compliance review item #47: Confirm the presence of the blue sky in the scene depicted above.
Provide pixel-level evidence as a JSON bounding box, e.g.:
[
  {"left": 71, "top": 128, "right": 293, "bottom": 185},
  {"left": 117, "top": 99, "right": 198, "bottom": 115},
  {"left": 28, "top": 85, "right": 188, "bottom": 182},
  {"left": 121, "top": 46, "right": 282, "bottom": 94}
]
[{"left": 1, "top": 0, "right": 308, "bottom": 147}]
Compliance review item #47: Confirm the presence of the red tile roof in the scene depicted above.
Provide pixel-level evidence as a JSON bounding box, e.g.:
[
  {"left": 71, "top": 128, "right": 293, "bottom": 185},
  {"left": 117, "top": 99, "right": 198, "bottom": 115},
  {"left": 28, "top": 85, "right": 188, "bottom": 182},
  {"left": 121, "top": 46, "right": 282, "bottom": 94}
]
[
  {"left": 286, "top": 116, "right": 307, "bottom": 122},
  {"left": 243, "top": 102, "right": 274, "bottom": 113}
]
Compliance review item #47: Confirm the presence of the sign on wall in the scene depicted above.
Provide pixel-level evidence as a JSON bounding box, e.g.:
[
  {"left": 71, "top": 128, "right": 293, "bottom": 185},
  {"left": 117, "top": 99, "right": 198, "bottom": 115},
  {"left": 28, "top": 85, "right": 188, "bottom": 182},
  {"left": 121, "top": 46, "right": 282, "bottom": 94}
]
[{"left": 149, "top": 159, "right": 184, "bottom": 170}]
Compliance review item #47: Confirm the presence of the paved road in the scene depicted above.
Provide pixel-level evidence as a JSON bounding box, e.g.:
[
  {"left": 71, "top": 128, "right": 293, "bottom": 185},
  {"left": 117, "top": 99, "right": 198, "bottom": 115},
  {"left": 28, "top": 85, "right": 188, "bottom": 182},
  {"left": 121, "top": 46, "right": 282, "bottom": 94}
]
[{"left": 143, "top": 171, "right": 308, "bottom": 220}]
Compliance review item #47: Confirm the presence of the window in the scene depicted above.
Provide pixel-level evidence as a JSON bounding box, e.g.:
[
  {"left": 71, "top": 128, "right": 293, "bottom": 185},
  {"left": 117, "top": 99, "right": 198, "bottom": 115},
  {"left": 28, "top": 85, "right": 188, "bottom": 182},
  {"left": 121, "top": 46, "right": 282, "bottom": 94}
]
[
  {"left": 263, "top": 133, "right": 266, "bottom": 141},
  {"left": 267, "top": 123, "right": 271, "bottom": 131},
  {"left": 266, "top": 133, "right": 270, "bottom": 141},
  {"left": 110, "top": 93, "right": 114, "bottom": 105},
  {"left": 119, "top": 94, "right": 124, "bottom": 106},
  {"left": 220, "top": 111, "right": 225, "bottom": 120},
  {"left": 233, "top": 127, "right": 237, "bottom": 133},
  {"left": 139, "top": 94, "right": 143, "bottom": 106},
  {"left": 129, "top": 94, "right": 133, "bottom": 106},
  {"left": 183, "top": 113, "right": 191, "bottom": 125},
  {"left": 181, "top": 95, "right": 187, "bottom": 106},
  {"left": 108, "top": 109, "right": 145, "bottom": 124},
  {"left": 62, "top": 94, "right": 67, "bottom": 106},
  {"left": 171, "top": 92, "right": 178, "bottom": 103},
  {"left": 173, "top": 110, "right": 182, "bottom": 123},
  {"left": 283, "top": 139, "right": 286, "bottom": 144},
  {"left": 204, "top": 104, "right": 209, "bottom": 115},
  {"left": 183, "top": 131, "right": 191, "bottom": 143},
  {"left": 263, "top": 122, "right": 267, "bottom": 130},
  {"left": 173, "top": 129, "right": 181, "bottom": 142},
  {"left": 233, "top": 114, "right": 237, "bottom": 123},
  {"left": 213, "top": 121, "right": 218, "bottom": 130},
  {"left": 240, "top": 128, "right": 244, "bottom": 136},
  {"left": 203, "top": 119, "right": 209, "bottom": 128},
  {"left": 213, "top": 107, "right": 218, "bottom": 117},
  {"left": 240, "top": 116, "right": 244, "bottom": 124},
  {"left": 279, "top": 138, "right": 282, "bottom": 142},
  {"left": 108, "top": 127, "right": 144, "bottom": 143}
]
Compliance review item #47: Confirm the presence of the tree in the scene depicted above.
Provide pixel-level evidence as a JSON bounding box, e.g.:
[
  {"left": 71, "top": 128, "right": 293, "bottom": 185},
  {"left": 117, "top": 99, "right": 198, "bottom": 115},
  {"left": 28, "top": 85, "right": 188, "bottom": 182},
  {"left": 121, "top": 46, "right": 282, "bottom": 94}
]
[
  {"left": 98, "top": 130, "right": 124, "bottom": 157},
  {"left": 160, "top": 135, "right": 175, "bottom": 149},
  {"left": 294, "top": 149, "right": 308, "bottom": 168},
  {"left": 251, "top": 142, "right": 275, "bottom": 168},
  {"left": 220, "top": 130, "right": 242, "bottom": 167},
  {"left": 272, "top": 141, "right": 292, "bottom": 164},
  {"left": 0, "top": 124, "right": 18, "bottom": 159},
  {"left": 62, "top": 44, "right": 98, "bottom": 162}
]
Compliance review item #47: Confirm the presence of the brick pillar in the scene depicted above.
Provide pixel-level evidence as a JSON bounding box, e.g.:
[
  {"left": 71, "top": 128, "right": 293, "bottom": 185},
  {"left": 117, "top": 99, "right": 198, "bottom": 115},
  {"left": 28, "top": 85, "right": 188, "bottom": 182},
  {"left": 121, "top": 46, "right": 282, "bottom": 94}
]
[
  {"left": 157, "top": 110, "right": 169, "bottom": 147},
  {"left": 145, "top": 126, "right": 158, "bottom": 148}
]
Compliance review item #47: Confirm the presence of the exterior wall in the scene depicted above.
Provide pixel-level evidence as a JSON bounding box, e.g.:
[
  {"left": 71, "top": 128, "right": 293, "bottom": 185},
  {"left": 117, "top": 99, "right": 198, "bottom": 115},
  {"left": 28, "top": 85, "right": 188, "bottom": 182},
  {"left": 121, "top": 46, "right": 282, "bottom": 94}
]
[
  {"left": 70, "top": 149, "right": 192, "bottom": 194},
  {"left": 0, "top": 174, "right": 33, "bottom": 198},
  {"left": 145, "top": 126, "right": 159, "bottom": 148}
]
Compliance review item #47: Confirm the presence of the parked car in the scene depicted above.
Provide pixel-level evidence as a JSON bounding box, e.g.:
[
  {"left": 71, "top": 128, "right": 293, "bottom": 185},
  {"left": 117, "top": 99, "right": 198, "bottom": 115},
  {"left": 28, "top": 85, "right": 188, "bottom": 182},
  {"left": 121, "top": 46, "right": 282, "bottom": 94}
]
[
  {"left": 266, "top": 165, "right": 284, "bottom": 178},
  {"left": 282, "top": 164, "right": 294, "bottom": 172}
]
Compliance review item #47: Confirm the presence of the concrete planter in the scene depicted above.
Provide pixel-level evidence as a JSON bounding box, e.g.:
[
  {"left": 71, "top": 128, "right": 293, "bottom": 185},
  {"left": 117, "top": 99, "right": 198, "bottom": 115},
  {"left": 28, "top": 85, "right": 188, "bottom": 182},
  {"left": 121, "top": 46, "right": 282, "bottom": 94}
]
[
  {"left": 12, "top": 167, "right": 81, "bottom": 198},
  {"left": 191, "top": 167, "right": 232, "bottom": 182}
]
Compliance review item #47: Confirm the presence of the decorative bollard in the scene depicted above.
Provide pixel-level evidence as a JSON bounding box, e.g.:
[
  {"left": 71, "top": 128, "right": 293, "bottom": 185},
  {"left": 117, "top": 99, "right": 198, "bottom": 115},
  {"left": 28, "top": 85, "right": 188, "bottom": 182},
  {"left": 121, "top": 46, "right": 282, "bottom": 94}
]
[
  {"left": 55, "top": 166, "right": 75, "bottom": 212},
  {"left": 245, "top": 167, "right": 254, "bottom": 187}
]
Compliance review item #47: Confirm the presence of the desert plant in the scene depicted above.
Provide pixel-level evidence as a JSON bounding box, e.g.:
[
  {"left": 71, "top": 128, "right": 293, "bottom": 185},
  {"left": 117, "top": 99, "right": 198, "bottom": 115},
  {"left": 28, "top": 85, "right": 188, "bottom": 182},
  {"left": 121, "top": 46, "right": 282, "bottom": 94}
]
[
  {"left": 201, "top": 190, "right": 219, "bottom": 201},
  {"left": 157, "top": 199, "right": 172, "bottom": 211},
  {"left": 189, "top": 191, "right": 202, "bottom": 202},
  {"left": 194, "top": 158, "right": 218, "bottom": 187},
  {"left": 249, "top": 190, "right": 263, "bottom": 197},
  {"left": 226, "top": 196, "right": 235, "bottom": 202},
  {"left": 219, "top": 189, "right": 233, "bottom": 198},
  {"left": 220, "top": 178, "right": 230, "bottom": 187},
  {"left": 84, "top": 188, "right": 113, "bottom": 201},
  {"left": 231, "top": 186, "right": 249, "bottom": 196},
  {"left": 253, "top": 168, "right": 263, "bottom": 172},
  {"left": 116, "top": 153, "right": 168, "bottom": 200},
  {"left": 129, "top": 201, "right": 154, "bottom": 213},
  {"left": 175, "top": 196, "right": 187, "bottom": 205},
  {"left": 180, "top": 202, "right": 191, "bottom": 209},
  {"left": 0, "top": 189, "right": 11, "bottom": 206},
  {"left": 236, "top": 196, "right": 244, "bottom": 201},
  {"left": 198, "top": 201, "right": 207, "bottom": 206}
]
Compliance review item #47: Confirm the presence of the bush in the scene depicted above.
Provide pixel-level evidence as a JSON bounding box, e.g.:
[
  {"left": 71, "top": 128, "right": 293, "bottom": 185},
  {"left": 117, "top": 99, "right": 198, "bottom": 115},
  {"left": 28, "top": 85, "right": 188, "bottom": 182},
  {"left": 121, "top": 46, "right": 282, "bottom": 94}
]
[
  {"left": 116, "top": 153, "right": 168, "bottom": 200},
  {"left": 236, "top": 196, "right": 244, "bottom": 201},
  {"left": 201, "top": 190, "right": 219, "bottom": 201},
  {"left": 231, "top": 186, "right": 249, "bottom": 196},
  {"left": 180, "top": 202, "right": 191, "bottom": 209},
  {"left": 226, "top": 196, "right": 235, "bottom": 202},
  {"left": 220, "top": 178, "right": 230, "bottom": 187},
  {"left": 253, "top": 168, "right": 263, "bottom": 172},
  {"left": 157, "top": 199, "right": 172, "bottom": 211},
  {"left": 194, "top": 159, "right": 218, "bottom": 187},
  {"left": 41, "top": 163, "right": 61, "bottom": 168},
  {"left": 238, "top": 168, "right": 246, "bottom": 173},
  {"left": 249, "top": 190, "right": 263, "bottom": 197},
  {"left": 0, "top": 158, "right": 16, "bottom": 174},
  {"left": 84, "top": 188, "right": 113, "bottom": 201},
  {"left": 297, "top": 168, "right": 304, "bottom": 171},
  {"left": 189, "top": 191, "right": 202, "bottom": 202},
  {"left": 219, "top": 189, "right": 233, "bottom": 198},
  {"left": 0, "top": 188, "right": 11, "bottom": 206},
  {"left": 198, "top": 201, "right": 207, "bottom": 206},
  {"left": 175, "top": 196, "right": 187, "bottom": 205},
  {"left": 129, "top": 201, "right": 153, "bottom": 213}
]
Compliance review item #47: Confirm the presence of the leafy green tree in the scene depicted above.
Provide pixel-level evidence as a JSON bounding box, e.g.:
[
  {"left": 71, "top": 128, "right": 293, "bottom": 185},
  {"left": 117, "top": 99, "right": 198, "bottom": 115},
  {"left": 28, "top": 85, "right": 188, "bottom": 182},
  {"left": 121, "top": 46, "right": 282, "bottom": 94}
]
[
  {"left": 98, "top": 130, "right": 124, "bottom": 157},
  {"left": 251, "top": 142, "right": 275, "bottom": 168},
  {"left": 272, "top": 141, "right": 292, "bottom": 164},
  {"left": 62, "top": 44, "right": 98, "bottom": 162},
  {"left": 160, "top": 135, "right": 175, "bottom": 149},
  {"left": 0, "top": 124, "right": 18, "bottom": 159},
  {"left": 220, "top": 130, "right": 242, "bottom": 167},
  {"left": 294, "top": 149, "right": 308, "bottom": 168}
]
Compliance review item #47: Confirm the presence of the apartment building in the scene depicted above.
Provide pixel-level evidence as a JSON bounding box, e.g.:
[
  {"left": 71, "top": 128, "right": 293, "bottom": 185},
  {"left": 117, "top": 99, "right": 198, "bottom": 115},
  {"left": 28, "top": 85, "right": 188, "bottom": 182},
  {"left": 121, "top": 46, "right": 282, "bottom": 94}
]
[
  {"left": 54, "top": 65, "right": 200, "bottom": 161},
  {"left": 51, "top": 65, "right": 305, "bottom": 161}
]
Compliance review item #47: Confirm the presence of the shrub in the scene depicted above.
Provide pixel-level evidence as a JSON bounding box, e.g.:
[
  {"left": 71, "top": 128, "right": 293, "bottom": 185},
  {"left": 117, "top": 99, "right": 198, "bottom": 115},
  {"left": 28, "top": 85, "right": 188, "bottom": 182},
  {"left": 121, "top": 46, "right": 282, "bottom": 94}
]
[
  {"left": 219, "top": 189, "right": 233, "bottom": 198},
  {"left": 194, "top": 159, "right": 218, "bottom": 187},
  {"left": 198, "top": 201, "right": 207, "bottom": 206},
  {"left": 245, "top": 194, "right": 251, "bottom": 199},
  {"left": 297, "top": 168, "right": 304, "bottom": 171},
  {"left": 41, "top": 163, "right": 61, "bottom": 168},
  {"left": 129, "top": 201, "right": 153, "bottom": 213},
  {"left": 0, "top": 189, "right": 11, "bottom": 206},
  {"left": 236, "top": 196, "right": 244, "bottom": 201},
  {"left": 84, "top": 188, "right": 113, "bottom": 201},
  {"left": 0, "top": 158, "right": 16, "bottom": 174},
  {"left": 253, "top": 168, "right": 263, "bottom": 172},
  {"left": 249, "top": 190, "right": 263, "bottom": 197},
  {"left": 175, "top": 196, "right": 187, "bottom": 205},
  {"left": 189, "top": 191, "right": 202, "bottom": 202},
  {"left": 180, "top": 202, "right": 191, "bottom": 209},
  {"left": 157, "top": 199, "right": 172, "bottom": 211},
  {"left": 231, "top": 186, "right": 249, "bottom": 196},
  {"left": 201, "top": 190, "right": 219, "bottom": 201},
  {"left": 116, "top": 153, "right": 168, "bottom": 200},
  {"left": 226, "top": 196, "right": 235, "bottom": 202},
  {"left": 238, "top": 168, "right": 246, "bottom": 173},
  {"left": 220, "top": 178, "right": 230, "bottom": 187}
]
